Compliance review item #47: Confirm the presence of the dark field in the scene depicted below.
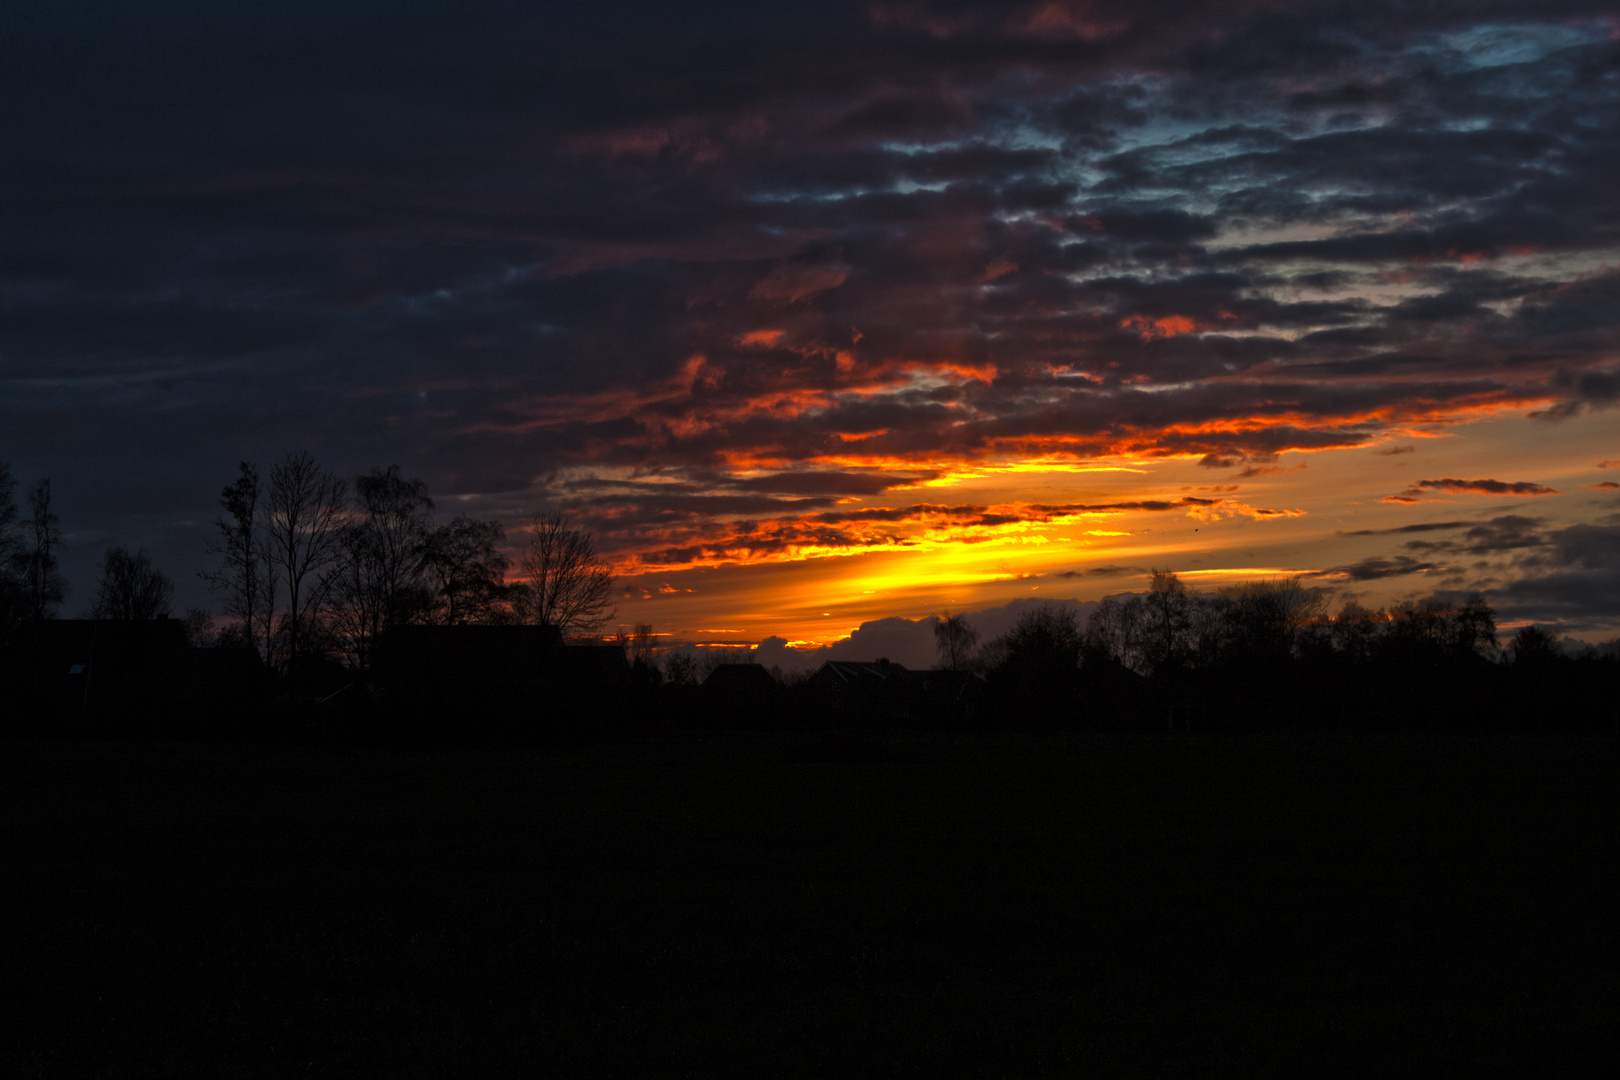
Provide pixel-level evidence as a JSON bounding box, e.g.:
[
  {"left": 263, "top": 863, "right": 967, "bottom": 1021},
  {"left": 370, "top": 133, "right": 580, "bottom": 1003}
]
[{"left": 2, "top": 732, "right": 1613, "bottom": 1077}]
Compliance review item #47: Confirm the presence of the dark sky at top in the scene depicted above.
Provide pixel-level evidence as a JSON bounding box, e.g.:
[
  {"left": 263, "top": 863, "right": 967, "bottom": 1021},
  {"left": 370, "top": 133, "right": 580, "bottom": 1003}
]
[{"left": 3, "top": 1, "right": 1618, "bottom": 639}]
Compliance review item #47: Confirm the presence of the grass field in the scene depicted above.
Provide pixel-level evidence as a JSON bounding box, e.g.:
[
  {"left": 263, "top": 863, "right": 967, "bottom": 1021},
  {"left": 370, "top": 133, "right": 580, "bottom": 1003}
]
[{"left": 2, "top": 731, "right": 1613, "bottom": 1077}]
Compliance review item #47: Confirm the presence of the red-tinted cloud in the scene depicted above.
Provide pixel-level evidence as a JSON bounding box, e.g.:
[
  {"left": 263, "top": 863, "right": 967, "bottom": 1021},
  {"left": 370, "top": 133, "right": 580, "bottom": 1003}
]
[{"left": 2, "top": 3, "right": 1617, "bottom": 622}]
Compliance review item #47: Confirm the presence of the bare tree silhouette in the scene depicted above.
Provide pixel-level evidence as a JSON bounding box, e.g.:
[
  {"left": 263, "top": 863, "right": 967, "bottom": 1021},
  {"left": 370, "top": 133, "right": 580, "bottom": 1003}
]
[
  {"left": 516, "top": 511, "right": 614, "bottom": 638},
  {"left": 202, "top": 462, "right": 274, "bottom": 659},
  {"left": 1329, "top": 600, "right": 1385, "bottom": 662},
  {"left": 330, "top": 465, "right": 434, "bottom": 669},
  {"left": 1453, "top": 594, "right": 1500, "bottom": 660},
  {"left": 933, "top": 612, "right": 980, "bottom": 671},
  {"left": 1217, "top": 576, "right": 1330, "bottom": 662},
  {"left": 1510, "top": 624, "right": 1561, "bottom": 667},
  {"left": 89, "top": 547, "right": 175, "bottom": 620},
  {"left": 616, "top": 622, "right": 657, "bottom": 669},
  {"left": 1143, "top": 569, "right": 1194, "bottom": 674},
  {"left": 0, "top": 461, "right": 25, "bottom": 635},
  {"left": 697, "top": 646, "right": 755, "bottom": 682},
  {"left": 663, "top": 650, "right": 700, "bottom": 687},
  {"left": 421, "top": 515, "right": 508, "bottom": 624},
  {"left": 182, "top": 608, "right": 218, "bottom": 647},
  {"left": 264, "top": 451, "right": 347, "bottom": 681},
  {"left": 22, "top": 478, "right": 67, "bottom": 620}
]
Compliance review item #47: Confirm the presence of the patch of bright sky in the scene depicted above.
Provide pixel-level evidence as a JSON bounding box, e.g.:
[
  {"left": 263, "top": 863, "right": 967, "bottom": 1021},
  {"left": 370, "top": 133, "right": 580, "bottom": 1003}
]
[
  {"left": 841, "top": 366, "right": 984, "bottom": 399},
  {"left": 1114, "top": 126, "right": 1290, "bottom": 174},
  {"left": 1432, "top": 22, "right": 1602, "bottom": 71},
  {"left": 893, "top": 178, "right": 949, "bottom": 195},
  {"left": 1249, "top": 245, "right": 1620, "bottom": 312},
  {"left": 1001, "top": 123, "right": 1067, "bottom": 153},
  {"left": 1062, "top": 91, "right": 1380, "bottom": 181},
  {"left": 1067, "top": 77, "right": 1187, "bottom": 155},
  {"left": 877, "top": 138, "right": 969, "bottom": 156},
  {"left": 748, "top": 170, "right": 952, "bottom": 203},
  {"left": 1128, "top": 380, "right": 1201, "bottom": 395},
  {"left": 1512, "top": 248, "right": 1620, "bottom": 282},
  {"left": 549, "top": 465, "right": 694, "bottom": 490},
  {"left": 747, "top": 187, "right": 864, "bottom": 204},
  {"left": 1203, "top": 218, "right": 1348, "bottom": 252},
  {"left": 1248, "top": 267, "right": 1432, "bottom": 309}
]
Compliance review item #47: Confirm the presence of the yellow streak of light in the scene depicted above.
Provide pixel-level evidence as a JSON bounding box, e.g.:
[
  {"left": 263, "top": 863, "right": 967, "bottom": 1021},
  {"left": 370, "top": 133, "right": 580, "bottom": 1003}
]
[
  {"left": 1171, "top": 567, "right": 1314, "bottom": 580},
  {"left": 907, "top": 459, "right": 1152, "bottom": 488}
]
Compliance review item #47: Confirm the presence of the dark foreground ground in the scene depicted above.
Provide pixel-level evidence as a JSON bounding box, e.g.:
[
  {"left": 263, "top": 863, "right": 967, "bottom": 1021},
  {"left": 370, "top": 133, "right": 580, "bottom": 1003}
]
[{"left": 2, "top": 731, "right": 1613, "bottom": 1078}]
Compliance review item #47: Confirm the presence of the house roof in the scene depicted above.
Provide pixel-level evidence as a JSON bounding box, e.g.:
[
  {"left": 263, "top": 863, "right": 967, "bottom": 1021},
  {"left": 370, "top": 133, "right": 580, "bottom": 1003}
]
[
  {"left": 701, "top": 662, "right": 779, "bottom": 690},
  {"left": 379, "top": 623, "right": 566, "bottom": 655},
  {"left": 813, "top": 659, "right": 909, "bottom": 683}
]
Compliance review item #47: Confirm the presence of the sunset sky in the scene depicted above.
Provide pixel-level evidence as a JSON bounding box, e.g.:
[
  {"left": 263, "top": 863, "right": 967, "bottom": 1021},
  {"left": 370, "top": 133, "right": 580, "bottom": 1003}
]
[{"left": 4, "top": 1, "right": 1618, "bottom": 650}]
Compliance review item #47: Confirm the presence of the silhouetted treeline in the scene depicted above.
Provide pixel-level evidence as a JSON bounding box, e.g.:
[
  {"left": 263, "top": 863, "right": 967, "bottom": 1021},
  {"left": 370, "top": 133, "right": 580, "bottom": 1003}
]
[
  {"left": 652, "top": 576, "right": 1615, "bottom": 735},
  {"left": 2, "top": 455, "right": 1616, "bottom": 742},
  {"left": 971, "top": 573, "right": 1617, "bottom": 734},
  {"left": 200, "top": 453, "right": 518, "bottom": 693},
  {"left": 0, "top": 453, "right": 624, "bottom": 738}
]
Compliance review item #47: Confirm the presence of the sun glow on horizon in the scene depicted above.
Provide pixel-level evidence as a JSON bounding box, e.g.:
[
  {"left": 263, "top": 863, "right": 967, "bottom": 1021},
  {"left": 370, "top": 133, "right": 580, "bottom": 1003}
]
[{"left": 591, "top": 406, "right": 1618, "bottom": 646}]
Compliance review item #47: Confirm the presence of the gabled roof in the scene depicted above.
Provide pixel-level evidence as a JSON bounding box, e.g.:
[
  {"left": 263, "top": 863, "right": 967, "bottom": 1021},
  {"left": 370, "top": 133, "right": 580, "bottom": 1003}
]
[
  {"left": 380, "top": 623, "right": 566, "bottom": 655},
  {"left": 702, "top": 662, "right": 779, "bottom": 690},
  {"left": 813, "top": 659, "right": 909, "bottom": 683},
  {"left": 562, "top": 643, "right": 631, "bottom": 676}
]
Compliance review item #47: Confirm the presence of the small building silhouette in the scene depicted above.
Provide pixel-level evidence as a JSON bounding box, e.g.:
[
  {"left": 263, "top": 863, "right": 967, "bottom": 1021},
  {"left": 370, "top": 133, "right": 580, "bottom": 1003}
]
[
  {"left": 699, "top": 662, "right": 782, "bottom": 727},
  {"left": 0, "top": 617, "right": 268, "bottom": 736},
  {"left": 802, "top": 658, "right": 984, "bottom": 726},
  {"left": 372, "top": 624, "right": 630, "bottom": 739}
]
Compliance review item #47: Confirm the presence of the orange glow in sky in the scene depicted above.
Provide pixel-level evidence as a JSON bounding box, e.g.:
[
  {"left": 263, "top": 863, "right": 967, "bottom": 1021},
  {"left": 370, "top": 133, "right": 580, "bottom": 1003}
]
[{"left": 597, "top": 406, "right": 1619, "bottom": 648}]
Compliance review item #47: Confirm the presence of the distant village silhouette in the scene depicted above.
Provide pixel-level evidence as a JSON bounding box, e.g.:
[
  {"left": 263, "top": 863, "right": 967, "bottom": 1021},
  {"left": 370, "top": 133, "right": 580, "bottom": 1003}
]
[{"left": 2, "top": 455, "right": 1616, "bottom": 740}]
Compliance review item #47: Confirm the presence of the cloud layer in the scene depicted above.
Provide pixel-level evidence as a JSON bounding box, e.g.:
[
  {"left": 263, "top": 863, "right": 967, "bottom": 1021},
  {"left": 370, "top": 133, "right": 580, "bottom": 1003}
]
[{"left": 2, "top": 1, "right": 1617, "bottom": 629}]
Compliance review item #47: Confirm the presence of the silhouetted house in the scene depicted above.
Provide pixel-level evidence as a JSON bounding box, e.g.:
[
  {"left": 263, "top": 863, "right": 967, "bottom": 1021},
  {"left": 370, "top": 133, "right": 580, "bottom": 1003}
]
[
  {"left": 0, "top": 618, "right": 268, "bottom": 736},
  {"left": 372, "top": 624, "right": 631, "bottom": 738},
  {"left": 800, "top": 659, "right": 985, "bottom": 726},
  {"left": 699, "top": 663, "right": 783, "bottom": 727},
  {"left": 804, "top": 658, "right": 908, "bottom": 723}
]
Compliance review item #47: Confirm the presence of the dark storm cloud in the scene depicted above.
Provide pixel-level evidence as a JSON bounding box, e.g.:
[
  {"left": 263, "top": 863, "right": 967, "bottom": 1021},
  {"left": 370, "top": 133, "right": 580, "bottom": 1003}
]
[
  {"left": 1336, "top": 516, "right": 1557, "bottom": 587},
  {"left": 1402, "top": 478, "right": 1562, "bottom": 498},
  {"left": 1319, "top": 555, "right": 1446, "bottom": 582},
  {"left": 1322, "top": 510, "right": 1620, "bottom": 630},
  {"left": 1401, "top": 515, "right": 1551, "bottom": 555},
  {"left": 1496, "top": 521, "right": 1620, "bottom": 631},
  {"left": 1340, "top": 521, "right": 1473, "bottom": 537},
  {"left": 1028, "top": 498, "right": 1219, "bottom": 514},
  {"left": 1323, "top": 509, "right": 1560, "bottom": 584},
  {"left": 1058, "top": 564, "right": 1144, "bottom": 578},
  {"left": 3, "top": 1, "right": 1619, "bottom": 614},
  {"left": 1540, "top": 364, "right": 1620, "bottom": 418},
  {"left": 1385, "top": 476, "right": 1563, "bottom": 503}
]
